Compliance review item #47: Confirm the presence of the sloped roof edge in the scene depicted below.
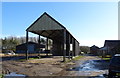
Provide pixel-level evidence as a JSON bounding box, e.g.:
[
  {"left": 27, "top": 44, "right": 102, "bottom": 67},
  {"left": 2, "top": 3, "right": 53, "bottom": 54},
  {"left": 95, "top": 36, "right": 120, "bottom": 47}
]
[
  {"left": 104, "top": 40, "right": 120, "bottom": 47},
  {"left": 26, "top": 12, "right": 66, "bottom": 31},
  {"left": 26, "top": 12, "right": 80, "bottom": 44}
]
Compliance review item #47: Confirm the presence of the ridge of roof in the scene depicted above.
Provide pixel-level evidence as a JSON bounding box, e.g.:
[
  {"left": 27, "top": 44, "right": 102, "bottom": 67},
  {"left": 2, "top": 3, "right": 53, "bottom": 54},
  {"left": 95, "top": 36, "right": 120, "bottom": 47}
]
[
  {"left": 43, "top": 12, "right": 79, "bottom": 43},
  {"left": 105, "top": 40, "right": 120, "bottom": 42},
  {"left": 26, "top": 12, "right": 80, "bottom": 43},
  {"left": 26, "top": 12, "right": 66, "bottom": 31},
  {"left": 104, "top": 40, "right": 120, "bottom": 47}
]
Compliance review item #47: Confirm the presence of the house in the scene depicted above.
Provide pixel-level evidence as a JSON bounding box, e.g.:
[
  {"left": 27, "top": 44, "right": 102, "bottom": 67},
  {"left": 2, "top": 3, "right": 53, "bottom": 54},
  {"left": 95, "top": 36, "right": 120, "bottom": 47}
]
[
  {"left": 16, "top": 42, "right": 45, "bottom": 53},
  {"left": 100, "top": 40, "right": 120, "bottom": 57},
  {"left": 90, "top": 45, "right": 99, "bottom": 55}
]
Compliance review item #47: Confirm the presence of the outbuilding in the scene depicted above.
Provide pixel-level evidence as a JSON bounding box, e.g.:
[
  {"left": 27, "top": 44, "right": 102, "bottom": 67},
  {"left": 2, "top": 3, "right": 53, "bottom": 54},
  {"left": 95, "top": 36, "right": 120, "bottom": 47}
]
[
  {"left": 100, "top": 40, "right": 120, "bottom": 57},
  {"left": 16, "top": 42, "right": 45, "bottom": 53},
  {"left": 25, "top": 12, "right": 80, "bottom": 61},
  {"left": 90, "top": 45, "right": 99, "bottom": 55}
]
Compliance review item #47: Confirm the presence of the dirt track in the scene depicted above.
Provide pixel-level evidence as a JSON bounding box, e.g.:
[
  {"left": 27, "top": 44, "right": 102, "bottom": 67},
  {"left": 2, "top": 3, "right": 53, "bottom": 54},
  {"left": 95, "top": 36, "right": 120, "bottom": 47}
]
[
  {"left": 2, "top": 56, "right": 66, "bottom": 76},
  {"left": 2, "top": 55, "right": 109, "bottom": 77},
  {"left": 59, "top": 55, "right": 109, "bottom": 76}
]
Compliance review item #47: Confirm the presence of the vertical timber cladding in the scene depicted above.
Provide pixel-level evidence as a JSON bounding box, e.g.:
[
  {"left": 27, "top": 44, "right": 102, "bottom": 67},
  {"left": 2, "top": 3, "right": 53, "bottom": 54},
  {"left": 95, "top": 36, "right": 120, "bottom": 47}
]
[
  {"left": 66, "top": 31, "right": 70, "bottom": 56},
  {"left": 52, "top": 39, "right": 63, "bottom": 56},
  {"left": 73, "top": 38, "right": 75, "bottom": 56},
  {"left": 75, "top": 40, "right": 80, "bottom": 56},
  {"left": 66, "top": 31, "right": 74, "bottom": 57},
  {"left": 73, "top": 38, "right": 76, "bottom": 56},
  {"left": 71, "top": 37, "right": 75, "bottom": 57}
]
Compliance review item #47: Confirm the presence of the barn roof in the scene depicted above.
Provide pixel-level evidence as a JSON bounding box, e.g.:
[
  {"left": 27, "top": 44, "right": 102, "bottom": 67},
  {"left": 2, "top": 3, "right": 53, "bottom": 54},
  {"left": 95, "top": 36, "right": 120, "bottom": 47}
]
[
  {"left": 104, "top": 40, "right": 120, "bottom": 47},
  {"left": 26, "top": 12, "right": 79, "bottom": 43},
  {"left": 26, "top": 12, "right": 65, "bottom": 31}
]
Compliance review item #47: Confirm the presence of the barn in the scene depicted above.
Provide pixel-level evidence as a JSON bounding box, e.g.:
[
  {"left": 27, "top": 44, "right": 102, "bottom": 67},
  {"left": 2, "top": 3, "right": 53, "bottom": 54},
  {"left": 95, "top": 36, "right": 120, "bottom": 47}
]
[
  {"left": 25, "top": 12, "right": 80, "bottom": 61},
  {"left": 100, "top": 40, "right": 120, "bottom": 57},
  {"left": 90, "top": 45, "right": 99, "bottom": 55}
]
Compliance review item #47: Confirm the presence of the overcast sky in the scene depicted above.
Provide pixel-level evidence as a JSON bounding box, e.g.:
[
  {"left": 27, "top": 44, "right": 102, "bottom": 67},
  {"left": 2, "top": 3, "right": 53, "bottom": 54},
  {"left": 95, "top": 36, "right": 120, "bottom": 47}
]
[{"left": 2, "top": 2, "right": 118, "bottom": 47}]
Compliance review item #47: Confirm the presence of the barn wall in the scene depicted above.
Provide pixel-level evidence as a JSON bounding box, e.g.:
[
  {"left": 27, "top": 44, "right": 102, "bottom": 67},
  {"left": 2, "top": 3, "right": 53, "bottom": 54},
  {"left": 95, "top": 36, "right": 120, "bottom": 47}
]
[
  {"left": 52, "top": 40, "right": 63, "bottom": 56},
  {"left": 66, "top": 32, "right": 70, "bottom": 56},
  {"left": 75, "top": 40, "right": 80, "bottom": 56}
]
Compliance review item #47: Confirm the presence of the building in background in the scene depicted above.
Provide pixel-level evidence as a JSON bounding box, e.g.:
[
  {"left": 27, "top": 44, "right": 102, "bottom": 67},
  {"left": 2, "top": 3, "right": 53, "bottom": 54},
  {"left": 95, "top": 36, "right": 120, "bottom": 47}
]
[
  {"left": 90, "top": 45, "right": 99, "bottom": 55},
  {"left": 100, "top": 40, "right": 120, "bottom": 57},
  {"left": 16, "top": 42, "right": 45, "bottom": 53}
]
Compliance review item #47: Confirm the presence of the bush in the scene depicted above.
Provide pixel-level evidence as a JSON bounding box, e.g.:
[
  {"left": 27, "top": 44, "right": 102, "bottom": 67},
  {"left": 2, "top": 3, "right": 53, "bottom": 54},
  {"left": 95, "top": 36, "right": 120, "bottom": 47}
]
[{"left": 80, "top": 46, "right": 90, "bottom": 54}]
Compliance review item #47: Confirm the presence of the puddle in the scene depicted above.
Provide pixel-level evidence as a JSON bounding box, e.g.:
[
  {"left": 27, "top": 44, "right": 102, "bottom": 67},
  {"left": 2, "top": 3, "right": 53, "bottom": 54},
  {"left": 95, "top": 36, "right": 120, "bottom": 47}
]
[
  {"left": 67, "top": 60, "right": 100, "bottom": 71},
  {"left": 79, "top": 60, "right": 99, "bottom": 71},
  {"left": 67, "top": 60, "right": 108, "bottom": 76},
  {"left": 4, "top": 72, "right": 26, "bottom": 78}
]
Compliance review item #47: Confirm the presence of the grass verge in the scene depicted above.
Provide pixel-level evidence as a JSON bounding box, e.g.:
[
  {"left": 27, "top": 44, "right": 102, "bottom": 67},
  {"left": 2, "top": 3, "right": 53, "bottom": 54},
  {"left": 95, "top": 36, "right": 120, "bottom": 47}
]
[
  {"left": 98, "top": 56, "right": 111, "bottom": 60},
  {"left": 102, "top": 57, "right": 111, "bottom": 60},
  {"left": 0, "top": 74, "right": 4, "bottom": 78},
  {"left": 19, "top": 57, "right": 40, "bottom": 61},
  {"left": 63, "top": 55, "right": 84, "bottom": 63},
  {"left": 73, "top": 55, "right": 84, "bottom": 60}
]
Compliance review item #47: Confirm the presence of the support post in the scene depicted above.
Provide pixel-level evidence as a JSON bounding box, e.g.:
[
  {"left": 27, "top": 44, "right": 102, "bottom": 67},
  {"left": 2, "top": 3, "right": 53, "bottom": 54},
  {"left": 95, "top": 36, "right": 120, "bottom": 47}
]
[
  {"left": 73, "top": 39, "right": 76, "bottom": 56},
  {"left": 68, "top": 34, "right": 71, "bottom": 59},
  {"left": 38, "top": 35, "right": 40, "bottom": 44},
  {"left": 38, "top": 35, "right": 41, "bottom": 58},
  {"left": 71, "top": 37, "right": 74, "bottom": 59},
  {"left": 26, "top": 31, "right": 29, "bottom": 60},
  {"left": 63, "top": 30, "right": 66, "bottom": 62},
  {"left": 46, "top": 38, "right": 48, "bottom": 50},
  {"left": 74, "top": 40, "right": 77, "bottom": 56},
  {"left": 46, "top": 38, "right": 49, "bottom": 56}
]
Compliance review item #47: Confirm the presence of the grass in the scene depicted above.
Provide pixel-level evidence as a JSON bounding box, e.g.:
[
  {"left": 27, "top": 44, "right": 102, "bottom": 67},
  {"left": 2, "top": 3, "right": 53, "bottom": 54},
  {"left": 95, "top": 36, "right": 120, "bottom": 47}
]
[
  {"left": 29, "top": 57, "right": 40, "bottom": 60},
  {"left": 0, "top": 74, "right": 4, "bottom": 78},
  {"left": 19, "top": 59, "right": 26, "bottom": 61},
  {"left": 106, "top": 55, "right": 111, "bottom": 58},
  {"left": 102, "top": 57, "right": 111, "bottom": 60},
  {"left": 19, "top": 57, "right": 40, "bottom": 61},
  {"left": 63, "top": 55, "right": 84, "bottom": 63},
  {"left": 98, "top": 56, "right": 111, "bottom": 60},
  {"left": 73, "top": 55, "right": 84, "bottom": 60}
]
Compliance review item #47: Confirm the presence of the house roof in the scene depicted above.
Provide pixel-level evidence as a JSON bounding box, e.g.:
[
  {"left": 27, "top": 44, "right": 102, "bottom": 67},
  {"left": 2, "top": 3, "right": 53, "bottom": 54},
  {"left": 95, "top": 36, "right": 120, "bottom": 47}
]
[
  {"left": 16, "top": 42, "right": 45, "bottom": 48},
  {"left": 90, "top": 45, "right": 99, "bottom": 49},
  {"left": 26, "top": 12, "right": 79, "bottom": 43}
]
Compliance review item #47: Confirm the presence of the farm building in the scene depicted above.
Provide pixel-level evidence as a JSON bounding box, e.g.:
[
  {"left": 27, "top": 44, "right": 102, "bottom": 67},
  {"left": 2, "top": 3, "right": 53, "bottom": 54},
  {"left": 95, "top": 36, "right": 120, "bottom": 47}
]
[
  {"left": 16, "top": 42, "right": 45, "bottom": 53},
  {"left": 25, "top": 12, "right": 80, "bottom": 61},
  {"left": 100, "top": 40, "right": 120, "bottom": 57},
  {"left": 90, "top": 45, "right": 99, "bottom": 55}
]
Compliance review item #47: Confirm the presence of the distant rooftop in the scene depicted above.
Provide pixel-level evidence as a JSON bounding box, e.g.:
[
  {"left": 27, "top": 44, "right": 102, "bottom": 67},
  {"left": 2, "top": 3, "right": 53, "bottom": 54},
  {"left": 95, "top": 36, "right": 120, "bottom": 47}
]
[{"left": 104, "top": 40, "right": 120, "bottom": 47}]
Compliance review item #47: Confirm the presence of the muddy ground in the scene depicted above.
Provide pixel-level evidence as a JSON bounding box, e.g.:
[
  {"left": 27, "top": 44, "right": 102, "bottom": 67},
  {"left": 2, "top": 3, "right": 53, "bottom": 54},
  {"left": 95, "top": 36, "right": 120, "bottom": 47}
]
[
  {"left": 2, "top": 54, "right": 110, "bottom": 77},
  {"left": 59, "top": 55, "right": 109, "bottom": 76}
]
